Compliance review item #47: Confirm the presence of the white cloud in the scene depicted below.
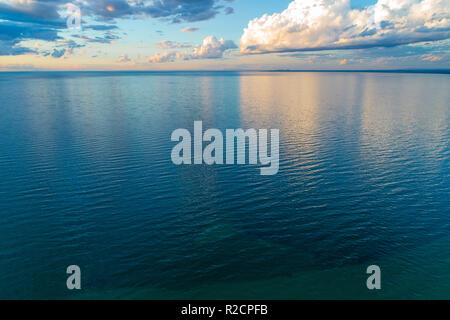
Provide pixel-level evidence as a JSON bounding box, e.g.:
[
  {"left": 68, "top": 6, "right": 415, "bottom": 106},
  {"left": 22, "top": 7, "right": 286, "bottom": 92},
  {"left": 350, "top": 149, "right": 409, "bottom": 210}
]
[
  {"left": 147, "top": 51, "right": 186, "bottom": 63},
  {"left": 240, "top": 0, "right": 450, "bottom": 54},
  {"left": 117, "top": 54, "right": 131, "bottom": 63},
  {"left": 156, "top": 40, "right": 193, "bottom": 49},
  {"left": 148, "top": 36, "right": 237, "bottom": 63},
  {"left": 191, "top": 36, "right": 237, "bottom": 59},
  {"left": 181, "top": 27, "right": 200, "bottom": 33}
]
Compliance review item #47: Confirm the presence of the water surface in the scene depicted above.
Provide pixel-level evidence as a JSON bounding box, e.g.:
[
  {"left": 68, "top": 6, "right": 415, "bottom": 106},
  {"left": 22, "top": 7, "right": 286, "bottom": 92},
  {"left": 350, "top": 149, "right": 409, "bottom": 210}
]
[{"left": 0, "top": 71, "right": 449, "bottom": 299}]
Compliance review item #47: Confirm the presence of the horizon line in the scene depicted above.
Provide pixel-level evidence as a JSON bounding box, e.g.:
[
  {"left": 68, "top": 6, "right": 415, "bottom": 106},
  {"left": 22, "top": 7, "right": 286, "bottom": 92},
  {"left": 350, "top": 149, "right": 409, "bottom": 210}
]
[{"left": 1, "top": 69, "right": 449, "bottom": 74}]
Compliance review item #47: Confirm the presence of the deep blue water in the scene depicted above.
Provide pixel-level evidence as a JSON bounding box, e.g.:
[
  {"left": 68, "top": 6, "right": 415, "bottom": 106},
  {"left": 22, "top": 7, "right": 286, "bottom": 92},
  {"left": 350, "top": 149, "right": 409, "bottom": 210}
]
[{"left": 0, "top": 71, "right": 449, "bottom": 299}]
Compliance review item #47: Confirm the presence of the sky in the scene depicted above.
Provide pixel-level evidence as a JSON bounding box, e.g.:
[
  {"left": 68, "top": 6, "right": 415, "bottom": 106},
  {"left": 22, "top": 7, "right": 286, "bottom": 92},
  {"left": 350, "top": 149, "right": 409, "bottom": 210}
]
[{"left": 0, "top": 0, "right": 449, "bottom": 71}]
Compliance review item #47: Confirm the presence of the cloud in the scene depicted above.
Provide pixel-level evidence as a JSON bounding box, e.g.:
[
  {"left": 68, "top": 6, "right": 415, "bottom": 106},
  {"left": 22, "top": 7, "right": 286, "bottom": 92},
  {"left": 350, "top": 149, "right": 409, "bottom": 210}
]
[
  {"left": 0, "top": 0, "right": 232, "bottom": 56},
  {"left": 285, "top": 39, "right": 450, "bottom": 67},
  {"left": 0, "top": 0, "right": 234, "bottom": 23},
  {"left": 156, "top": 40, "right": 193, "bottom": 49},
  {"left": 82, "top": 0, "right": 134, "bottom": 20},
  {"left": 72, "top": 33, "right": 120, "bottom": 44},
  {"left": 147, "top": 51, "right": 186, "bottom": 63},
  {"left": 76, "top": 0, "right": 232, "bottom": 23},
  {"left": 0, "top": 63, "right": 38, "bottom": 71},
  {"left": 84, "top": 24, "right": 119, "bottom": 31},
  {"left": 84, "top": 0, "right": 236, "bottom": 23},
  {"left": 148, "top": 35, "right": 237, "bottom": 63},
  {"left": 422, "top": 54, "right": 444, "bottom": 61},
  {"left": 224, "top": 7, "right": 234, "bottom": 15},
  {"left": 0, "top": 19, "right": 61, "bottom": 55},
  {"left": 0, "top": 21, "right": 60, "bottom": 42},
  {"left": 0, "top": 0, "right": 66, "bottom": 26},
  {"left": 117, "top": 54, "right": 131, "bottom": 63},
  {"left": 0, "top": 40, "right": 35, "bottom": 55},
  {"left": 39, "top": 39, "right": 85, "bottom": 59},
  {"left": 0, "top": 1, "right": 66, "bottom": 56},
  {"left": 49, "top": 48, "right": 69, "bottom": 58},
  {"left": 191, "top": 36, "right": 237, "bottom": 59},
  {"left": 141, "top": 0, "right": 224, "bottom": 23},
  {"left": 240, "top": 0, "right": 450, "bottom": 54},
  {"left": 181, "top": 27, "right": 200, "bottom": 33}
]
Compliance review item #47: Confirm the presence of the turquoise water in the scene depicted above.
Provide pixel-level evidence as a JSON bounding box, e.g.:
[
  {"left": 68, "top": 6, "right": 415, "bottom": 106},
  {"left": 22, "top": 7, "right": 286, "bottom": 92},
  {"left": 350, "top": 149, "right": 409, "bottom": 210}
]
[{"left": 0, "top": 71, "right": 449, "bottom": 299}]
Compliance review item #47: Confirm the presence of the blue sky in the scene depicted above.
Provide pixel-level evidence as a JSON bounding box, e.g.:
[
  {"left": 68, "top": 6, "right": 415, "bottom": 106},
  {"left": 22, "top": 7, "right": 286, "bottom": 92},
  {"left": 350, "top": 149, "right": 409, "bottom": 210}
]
[{"left": 0, "top": 0, "right": 448, "bottom": 70}]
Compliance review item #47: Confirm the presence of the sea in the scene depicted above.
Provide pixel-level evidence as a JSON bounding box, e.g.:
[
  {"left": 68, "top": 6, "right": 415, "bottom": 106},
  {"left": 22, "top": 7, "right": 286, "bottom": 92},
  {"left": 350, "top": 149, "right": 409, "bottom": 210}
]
[{"left": 0, "top": 71, "right": 449, "bottom": 299}]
